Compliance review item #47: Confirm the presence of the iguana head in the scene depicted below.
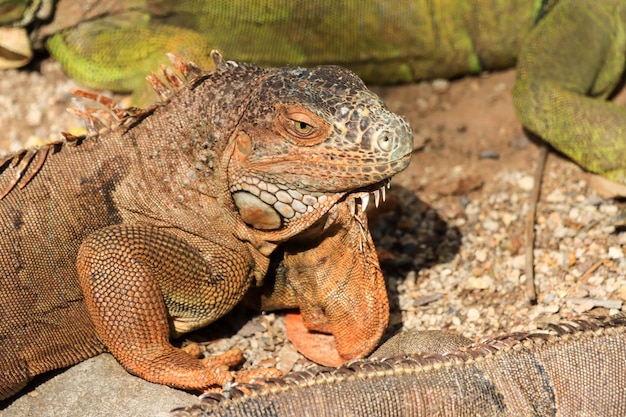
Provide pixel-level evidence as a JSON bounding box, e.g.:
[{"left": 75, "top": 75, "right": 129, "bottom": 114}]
[
  {"left": 226, "top": 63, "right": 412, "bottom": 236},
  {"left": 217, "top": 59, "right": 410, "bottom": 362}
]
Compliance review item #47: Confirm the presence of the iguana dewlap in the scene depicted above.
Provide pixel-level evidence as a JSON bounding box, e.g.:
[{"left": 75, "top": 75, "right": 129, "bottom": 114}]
[{"left": 0, "top": 52, "right": 412, "bottom": 399}]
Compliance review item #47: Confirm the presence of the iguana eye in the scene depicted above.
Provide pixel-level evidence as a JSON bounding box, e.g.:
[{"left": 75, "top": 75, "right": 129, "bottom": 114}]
[
  {"left": 288, "top": 113, "right": 319, "bottom": 138},
  {"left": 275, "top": 104, "right": 329, "bottom": 145},
  {"left": 294, "top": 120, "right": 313, "bottom": 134}
]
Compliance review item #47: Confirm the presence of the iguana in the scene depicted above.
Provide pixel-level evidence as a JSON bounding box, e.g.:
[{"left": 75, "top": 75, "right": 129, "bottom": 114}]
[
  {"left": 1, "top": 0, "right": 538, "bottom": 89},
  {"left": 173, "top": 314, "right": 626, "bottom": 416},
  {"left": 512, "top": 0, "right": 626, "bottom": 185},
  {"left": 5, "top": 0, "right": 626, "bottom": 186},
  {"left": 0, "top": 52, "right": 413, "bottom": 400}
]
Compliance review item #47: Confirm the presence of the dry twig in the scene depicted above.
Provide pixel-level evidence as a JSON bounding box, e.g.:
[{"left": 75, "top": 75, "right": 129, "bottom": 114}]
[{"left": 525, "top": 144, "right": 549, "bottom": 303}]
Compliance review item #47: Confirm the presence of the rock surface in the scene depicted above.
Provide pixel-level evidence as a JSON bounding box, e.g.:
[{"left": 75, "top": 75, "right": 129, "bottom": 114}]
[{"left": 1, "top": 354, "right": 196, "bottom": 417}]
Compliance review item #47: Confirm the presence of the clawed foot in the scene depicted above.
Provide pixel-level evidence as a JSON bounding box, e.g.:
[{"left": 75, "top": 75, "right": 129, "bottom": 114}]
[{"left": 183, "top": 342, "right": 282, "bottom": 393}]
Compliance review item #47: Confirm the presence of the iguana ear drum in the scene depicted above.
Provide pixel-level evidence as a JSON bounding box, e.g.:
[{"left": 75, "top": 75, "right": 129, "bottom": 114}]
[
  {"left": 232, "top": 191, "right": 282, "bottom": 230},
  {"left": 232, "top": 184, "right": 323, "bottom": 230},
  {"left": 235, "top": 131, "right": 253, "bottom": 156}
]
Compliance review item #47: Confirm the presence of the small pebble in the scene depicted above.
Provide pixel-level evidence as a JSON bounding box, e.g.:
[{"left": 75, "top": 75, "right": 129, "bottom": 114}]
[
  {"left": 478, "top": 150, "right": 500, "bottom": 160},
  {"left": 600, "top": 204, "right": 619, "bottom": 216},
  {"left": 510, "top": 255, "right": 525, "bottom": 270},
  {"left": 25, "top": 105, "right": 43, "bottom": 126},
  {"left": 466, "top": 276, "right": 492, "bottom": 290},
  {"left": 546, "top": 189, "right": 566, "bottom": 203},
  {"left": 541, "top": 305, "right": 561, "bottom": 314},
  {"left": 432, "top": 79, "right": 450, "bottom": 93},
  {"left": 238, "top": 321, "right": 266, "bottom": 337},
  {"left": 482, "top": 220, "right": 499, "bottom": 232},
  {"left": 475, "top": 249, "right": 488, "bottom": 263},
  {"left": 275, "top": 344, "right": 302, "bottom": 374},
  {"left": 510, "top": 134, "right": 530, "bottom": 149},
  {"left": 553, "top": 226, "right": 575, "bottom": 239},
  {"left": 585, "top": 196, "right": 605, "bottom": 206},
  {"left": 608, "top": 246, "right": 624, "bottom": 259},
  {"left": 519, "top": 175, "right": 534, "bottom": 191},
  {"left": 467, "top": 308, "right": 480, "bottom": 321}
]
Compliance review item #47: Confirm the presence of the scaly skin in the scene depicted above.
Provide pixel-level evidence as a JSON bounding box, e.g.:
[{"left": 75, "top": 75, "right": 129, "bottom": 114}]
[
  {"left": 513, "top": 0, "right": 626, "bottom": 184},
  {"left": 175, "top": 315, "right": 626, "bottom": 417},
  {"left": 0, "top": 52, "right": 412, "bottom": 399},
  {"left": 1, "top": 0, "right": 539, "bottom": 90}
]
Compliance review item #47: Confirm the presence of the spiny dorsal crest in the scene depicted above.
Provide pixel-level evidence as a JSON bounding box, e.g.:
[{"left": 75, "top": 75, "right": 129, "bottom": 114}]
[
  {"left": 146, "top": 50, "right": 240, "bottom": 102},
  {"left": 171, "top": 314, "right": 626, "bottom": 415},
  {"left": 0, "top": 52, "right": 225, "bottom": 200}
]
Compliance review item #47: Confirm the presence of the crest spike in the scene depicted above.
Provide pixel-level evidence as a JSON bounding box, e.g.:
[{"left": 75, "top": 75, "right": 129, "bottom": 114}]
[
  {"left": 166, "top": 52, "right": 202, "bottom": 80},
  {"left": 161, "top": 64, "right": 184, "bottom": 91},
  {"left": 211, "top": 50, "right": 228, "bottom": 71},
  {"left": 146, "top": 72, "right": 171, "bottom": 102}
]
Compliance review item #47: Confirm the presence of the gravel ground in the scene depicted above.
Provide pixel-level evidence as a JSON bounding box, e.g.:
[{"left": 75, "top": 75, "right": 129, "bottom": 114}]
[{"left": 2, "top": 58, "right": 625, "bottom": 379}]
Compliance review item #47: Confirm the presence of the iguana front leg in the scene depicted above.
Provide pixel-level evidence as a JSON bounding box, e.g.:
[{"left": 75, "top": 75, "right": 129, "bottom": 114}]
[
  {"left": 261, "top": 202, "right": 389, "bottom": 366},
  {"left": 76, "top": 224, "right": 254, "bottom": 390}
]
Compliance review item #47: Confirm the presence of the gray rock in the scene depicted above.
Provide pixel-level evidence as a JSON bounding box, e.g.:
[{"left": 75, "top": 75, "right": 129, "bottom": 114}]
[{"left": 1, "top": 354, "right": 196, "bottom": 417}]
